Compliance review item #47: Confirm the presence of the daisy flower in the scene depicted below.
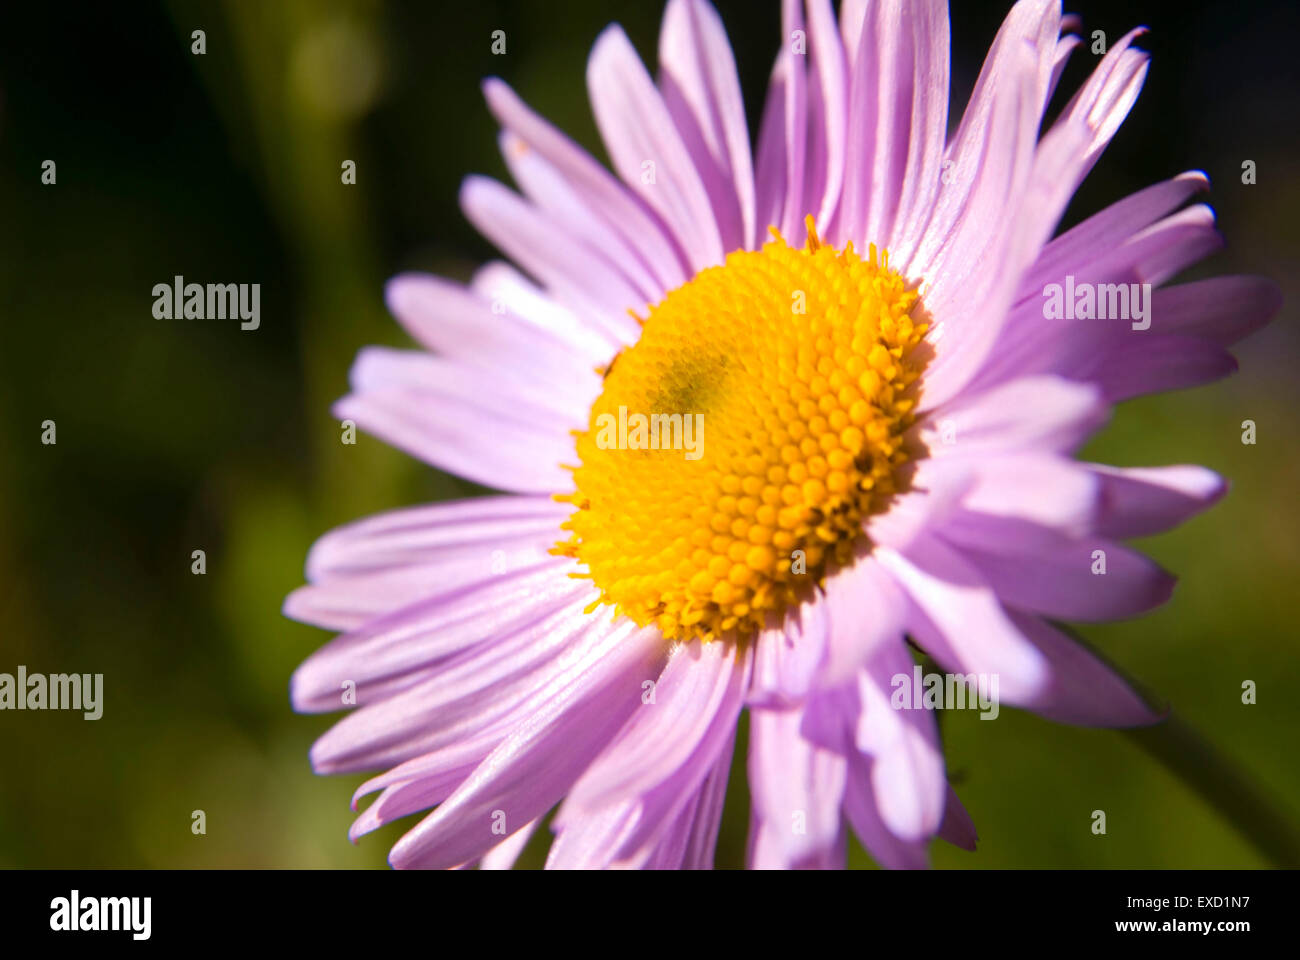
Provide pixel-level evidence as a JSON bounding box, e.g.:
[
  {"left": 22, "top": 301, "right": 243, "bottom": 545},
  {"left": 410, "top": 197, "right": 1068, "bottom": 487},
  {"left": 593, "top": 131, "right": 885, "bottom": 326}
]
[{"left": 286, "top": 0, "right": 1280, "bottom": 869}]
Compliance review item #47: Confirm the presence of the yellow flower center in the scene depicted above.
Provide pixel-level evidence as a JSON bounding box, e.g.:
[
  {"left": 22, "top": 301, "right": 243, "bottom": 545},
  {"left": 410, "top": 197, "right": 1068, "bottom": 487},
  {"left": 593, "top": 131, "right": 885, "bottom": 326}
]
[{"left": 555, "top": 217, "right": 929, "bottom": 642}]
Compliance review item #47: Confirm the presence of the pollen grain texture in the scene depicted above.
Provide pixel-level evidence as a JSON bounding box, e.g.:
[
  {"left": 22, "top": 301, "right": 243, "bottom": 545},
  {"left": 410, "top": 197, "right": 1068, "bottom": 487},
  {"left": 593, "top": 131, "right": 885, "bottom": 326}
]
[{"left": 556, "top": 217, "right": 929, "bottom": 642}]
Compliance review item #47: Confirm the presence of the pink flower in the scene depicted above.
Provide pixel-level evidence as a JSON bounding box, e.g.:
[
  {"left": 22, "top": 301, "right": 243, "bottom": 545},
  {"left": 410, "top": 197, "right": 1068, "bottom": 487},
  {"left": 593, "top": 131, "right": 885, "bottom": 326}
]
[{"left": 286, "top": 0, "right": 1280, "bottom": 869}]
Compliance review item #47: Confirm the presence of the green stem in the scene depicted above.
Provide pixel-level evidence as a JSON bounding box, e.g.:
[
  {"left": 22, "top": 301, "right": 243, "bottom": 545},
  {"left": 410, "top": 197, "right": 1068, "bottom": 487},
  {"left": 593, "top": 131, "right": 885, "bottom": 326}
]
[
  {"left": 1049, "top": 625, "right": 1300, "bottom": 867},
  {"left": 1122, "top": 714, "right": 1300, "bottom": 868}
]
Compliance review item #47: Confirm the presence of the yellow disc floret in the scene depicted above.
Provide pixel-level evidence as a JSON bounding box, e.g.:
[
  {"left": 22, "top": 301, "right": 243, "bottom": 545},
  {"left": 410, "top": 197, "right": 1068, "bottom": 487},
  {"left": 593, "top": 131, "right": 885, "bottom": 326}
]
[{"left": 555, "top": 216, "right": 929, "bottom": 642}]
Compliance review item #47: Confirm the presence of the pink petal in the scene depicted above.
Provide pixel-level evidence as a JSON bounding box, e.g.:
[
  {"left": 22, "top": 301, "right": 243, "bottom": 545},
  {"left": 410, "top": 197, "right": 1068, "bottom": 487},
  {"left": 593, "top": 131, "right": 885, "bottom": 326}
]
[
  {"left": 544, "top": 804, "right": 638, "bottom": 870},
  {"left": 468, "top": 260, "right": 615, "bottom": 364},
  {"left": 558, "top": 640, "right": 751, "bottom": 841},
  {"left": 1007, "top": 612, "right": 1163, "bottom": 727},
  {"left": 388, "top": 619, "right": 668, "bottom": 869},
  {"left": 304, "top": 581, "right": 595, "bottom": 773},
  {"left": 333, "top": 350, "right": 577, "bottom": 496},
  {"left": 302, "top": 495, "right": 567, "bottom": 583},
  {"left": 287, "top": 561, "right": 552, "bottom": 634},
  {"left": 547, "top": 735, "right": 733, "bottom": 869},
  {"left": 384, "top": 272, "right": 606, "bottom": 384},
  {"left": 937, "top": 786, "right": 978, "bottom": 851},
  {"left": 681, "top": 735, "right": 734, "bottom": 868},
  {"left": 482, "top": 78, "right": 688, "bottom": 292},
  {"left": 459, "top": 176, "right": 642, "bottom": 347},
  {"left": 753, "top": 47, "right": 794, "bottom": 244},
  {"left": 854, "top": 639, "right": 945, "bottom": 841},
  {"left": 879, "top": 537, "right": 1050, "bottom": 702},
  {"left": 839, "top": 0, "right": 949, "bottom": 258},
  {"left": 947, "top": 534, "right": 1175, "bottom": 621},
  {"left": 936, "top": 453, "right": 1101, "bottom": 537},
  {"left": 1020, "top": 171, "right": 1209, "bottom": 298},
  {"left": 1050, "top": 27, "right": 1149, "bottom": 186},
  {"left": 587, "top": 25, "right": 725, "bottom": 271},
  {"left": 905, "top": 0, "right": 1061, "bottom": 278},
  {"left": 1085, "top": 335, "right": 1238, "bottom": 403},
  {"left": 1093, "top": 203, "right": 1224, "bottom": 288},
  {"left": 1088, "top": 464, "right": 1226, "bottom": 538},
  {"left": 1149, "top": 276, "right": 1282, "bottom": 346},
  {"left": 774, "top": 0, "right": 808, "bottom": 240},
  {"left": 910, "top": 41, "right": 1044, "bottom": 410},
  {"left": 818, "top": 553, "right": 909, "bottom": 687},
  {"left": 496, "top": 132, "right": 664, "bottom": 304},
  {"left": 920, "top": 375, "right": 1108, "bottom": 455},
  {"left": 747, "top": 704, "right": 847, "bottom": 869},
  {"left": 802, "top": 0, "right": 849, "bottom": 231},
  {"left": 749, "top": 597, "right": 829, "bottom": 707},
  {"left": 842, "top": 750, "right": 930, "bottom": 869},
  {"left": 290, "top": 559, "right": 581, "bottom": 715},
  {"left": 348, "top": 751, "right": 483, "bottom": 841},
  {"left": 479, "top": 818, "right": 540, "bottom": 870},
  {"left": 658, "top": 0, "right": 755, "bottom": 251}
]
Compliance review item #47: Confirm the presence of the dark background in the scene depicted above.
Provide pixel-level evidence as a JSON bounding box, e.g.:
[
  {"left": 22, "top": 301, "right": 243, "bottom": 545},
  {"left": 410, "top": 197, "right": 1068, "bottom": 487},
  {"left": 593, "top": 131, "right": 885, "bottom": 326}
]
[{"left": 0, "top": 0, "right": 1295, "bottom": 867}]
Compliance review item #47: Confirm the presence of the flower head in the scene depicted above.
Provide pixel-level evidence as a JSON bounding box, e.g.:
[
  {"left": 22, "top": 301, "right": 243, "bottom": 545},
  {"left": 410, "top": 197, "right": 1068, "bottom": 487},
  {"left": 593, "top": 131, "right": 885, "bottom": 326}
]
[{"left": 287, "top": 0, "right": 1280, "bottom": 869}]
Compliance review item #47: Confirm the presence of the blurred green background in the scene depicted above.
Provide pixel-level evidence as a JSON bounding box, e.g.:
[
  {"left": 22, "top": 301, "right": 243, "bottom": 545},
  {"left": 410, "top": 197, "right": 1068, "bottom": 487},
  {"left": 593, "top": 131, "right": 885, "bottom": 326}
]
[{"left": 0, "top": 0, "right": 1295, "bottom": 868}]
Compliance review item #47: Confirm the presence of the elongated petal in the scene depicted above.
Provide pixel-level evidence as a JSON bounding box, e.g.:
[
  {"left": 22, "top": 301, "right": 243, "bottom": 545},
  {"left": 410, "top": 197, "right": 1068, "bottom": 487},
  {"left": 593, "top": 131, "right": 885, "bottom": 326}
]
[
  {"left": 950, "top": 535, "right": 1175, "bottom": 621},
  {"left": 658, "top": 0, "right": 755, "bottom": 251},
  {"left": 338, "top": 391, "right": 570, "bottom": 495},
  {"left": 749, "top": 598, "right": 829, "bottom": 707},
  {"left": 302, "top": 495, "right": 567, "bottom": 583},
  {"left": 482, "top": 78, "right": 688, "bottom": 292},
  {"left": 803, "top": 0, "right": 849, "bottom": 230},
  {"left": 818, "top": 554, "right": 909, "bottom": 687},
  {"left": 498, "top": 131, "right": 664, "bottom": 304},
  {"left": 839, "top": 0, "right": 949, "bottom": 257},
  {"left": 559, "top": 640, "right": 751, "bottom": 836},
  {"left": 480, "top": 818, "right": 541, "bottom": 870},
  {"left": 587, "top": 25, "right": 725, "bottom": 270},
  {"left": 291, "top": 560, "right": 581, "bottom": 715},
  {"left": 879, "top": 537, "right": 1050, "bottom": 702},
  {"left": 1020, "top": 171, "right": 1209, "bottom": 298},
  {"left": 854, "top": 639, "right": 946, "bottom": 841},
  {"left": 1088, "top": 464, "right": 1226, "bottom": 538},
  {"left": 748, "top": 705, "right": 847, "bottom": 869},
  {"left": 460, "top": 176, "right": 642, "bottom": 347},
  {"left": 921, "top": 375, "right": 1108, "bottom": 455},
  {"left": 388, "top": 618, "right": 667, "bottom": 869},
  {"left": 1006, "top": 613, "right": 1162, "bottom": 727},
  {"left": 843, "top": 751, "right": 930, "bottom": 869},
  {"left": 1150, "top": 276, "right": 1282, "bottom": 345},
  {"left": 385, "top": 272, "right": 607, "bottom": 385},
  {"left": 305, "top": 582, "right": 595, "bottom": 772},
  {"left": 938, "top": 787, "right": 978, "bottom": 851}
]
